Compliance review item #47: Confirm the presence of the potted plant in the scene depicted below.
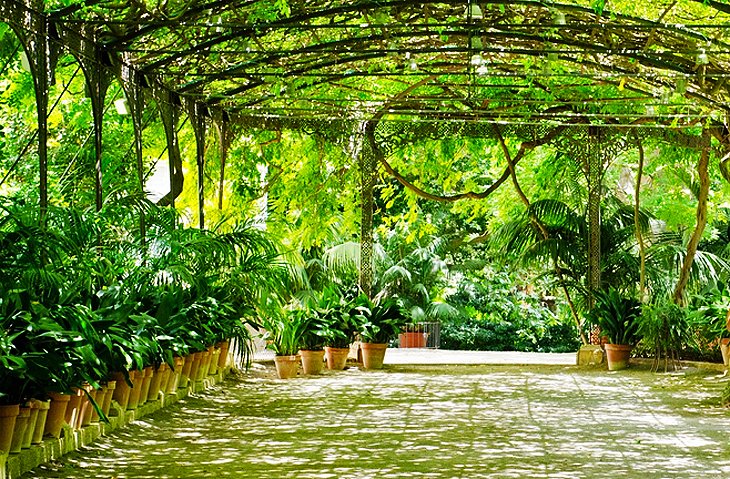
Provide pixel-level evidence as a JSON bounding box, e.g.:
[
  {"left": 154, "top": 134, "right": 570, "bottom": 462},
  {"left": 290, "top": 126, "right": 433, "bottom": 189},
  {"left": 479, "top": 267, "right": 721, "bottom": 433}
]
[
  {"left": 261, "top": 311, "right": 306, "bottom": 379},
  {"left": 0, "top": 322, "right": 25, "bottom": 453},
  {"left": 586, "top": 288, "right": 642, "bottom": 371},
  {"left": 358, "top": 296, "right": 408, "bottom": 369},
  {"left": 297, "top": 310, "right": 326, "bottom": 375},
  {"left": 313, "top": 287, "right": 361, "bottom": 370}
]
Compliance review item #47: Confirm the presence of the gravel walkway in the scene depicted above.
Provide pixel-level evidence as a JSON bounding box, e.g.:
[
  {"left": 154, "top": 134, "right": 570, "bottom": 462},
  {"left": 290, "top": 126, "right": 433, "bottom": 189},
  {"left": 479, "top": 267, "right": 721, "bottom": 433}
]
[{"left": 27, "top": 362, "right": 730, "bottom": 478}]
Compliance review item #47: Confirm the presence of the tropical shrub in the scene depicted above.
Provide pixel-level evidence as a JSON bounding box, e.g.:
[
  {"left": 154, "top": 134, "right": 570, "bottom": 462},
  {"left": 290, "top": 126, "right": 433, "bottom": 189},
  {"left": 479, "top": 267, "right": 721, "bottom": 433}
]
[
  {"left": 441, "top": 268, "right": 580, "bottom": 352},
  {"left": 636, "top": 301, "right": 691, "bottom": 369},
  {"left": 308, "top": 286, "right": 362, "bottom": 349},
  {"left": 358, "top": 296, "right": 409, "bottom": 344},
  {"left": 585, "top": 288, "right": 642, "bottom": 345},
  {"left": 261, "top": 309, "right": 306, "bottom": 356}
]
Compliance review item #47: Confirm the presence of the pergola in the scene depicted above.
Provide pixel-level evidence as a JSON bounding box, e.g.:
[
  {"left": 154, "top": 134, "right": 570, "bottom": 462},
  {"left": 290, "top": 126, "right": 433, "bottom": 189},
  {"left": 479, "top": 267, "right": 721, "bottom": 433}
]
[{"left": 3, "top": 0, "right": 730, "bottom": 302}]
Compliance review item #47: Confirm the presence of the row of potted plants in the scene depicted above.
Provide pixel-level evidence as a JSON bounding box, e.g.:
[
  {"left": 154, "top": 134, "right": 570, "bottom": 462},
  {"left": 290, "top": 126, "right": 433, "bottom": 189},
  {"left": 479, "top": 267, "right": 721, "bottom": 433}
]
[
  {"left": 586, "top": 287, "right": 730, "bottom": 371},
  {"left": 262, "top": 287, "right": 410, "bottom": 379},
  {"left": 0, "top": 200, "right": 287, "bottom": 455},
  {"left": 0, "top": 341, "right": 232, "bottom": 456}
]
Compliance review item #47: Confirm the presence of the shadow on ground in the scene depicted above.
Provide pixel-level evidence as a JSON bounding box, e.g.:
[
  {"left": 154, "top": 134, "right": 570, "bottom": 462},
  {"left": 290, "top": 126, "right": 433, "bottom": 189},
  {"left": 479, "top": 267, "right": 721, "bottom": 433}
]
[{"left": 27, "top": 363, "right": 730, "bottom": 479}]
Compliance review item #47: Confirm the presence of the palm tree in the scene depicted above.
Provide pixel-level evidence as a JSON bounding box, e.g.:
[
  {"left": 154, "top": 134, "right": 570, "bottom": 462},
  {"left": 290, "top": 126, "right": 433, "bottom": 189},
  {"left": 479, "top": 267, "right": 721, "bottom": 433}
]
[
  {"left": 318, "top": 233, "right": 460, "bottom": 325},
  {"left": 491, "top": 196, "right": 653, "bottom": 341},
  {"left": 492, "top": 194, "right": 727, "bottom": 336}
]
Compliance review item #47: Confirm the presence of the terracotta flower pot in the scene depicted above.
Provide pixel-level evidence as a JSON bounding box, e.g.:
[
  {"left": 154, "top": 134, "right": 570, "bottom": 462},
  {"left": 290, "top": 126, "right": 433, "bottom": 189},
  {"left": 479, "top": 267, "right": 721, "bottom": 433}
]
[
  {"left": 126, "top": 370, "right": 143, "bottom": 410},
  {"left": 199, "top": 347, "right": 214, "bottom": 379},
  {"left": 159, "top": 363, "right": 172, "bottom": 397},
  {"left": 399, "top": 331, "right": 428, "bottom": 348},
  {"left": 274, "top": 355, "right": 300, "bottom": 379},
  {"left": 0, "top": 404, "right": 20, "bottom": 453},
  {"left": 217, "top": 340, "right": 230, "bottom": 369},
  {"left": 324, "top": 346, "right": 350, "bottom": 370},
  {"left": 90, "top": 387, "right": 106, "bottom": 423},
  {"left": 180, "top": 354, "right": 194, "bottom": 388},
  {"left": 300, "top": 349, "right": 325, "bottom": 375},
  {"left": 361, "top": 343, "right": 388, "bottom": 370},
  {"left": 10, "top": 407, "right": 30, "bottom": 453},
  {"left": 720, "top": 338, "right": 730, "bottom": 366},
  {"left": 196, "top": 350, "right": 209, "bottom": 381},
  {"left": 605, "top": 343, "right": 632, "bottom": 371},
  {"left": 147, "top": 365, "right": 165, "bottom": 402},
  {"left": 111, "top": 371, "right": 133, "bottom": 410},
  {"left": 80, "top": 386, "right": 99, "bottom": 427},
  {"left": 188, "top": 352, "right": 203, "bottom": 383},
  {"left": 65, "top": 388, "right": 84, "bottom": 430},
  {"left": 102, "top": 380, "right": 116, "bottom": 418},
  {"left": 209, "top": 347, "right": 221, "bottom": 375},
  {"left": 167, "top": 357, "right": 185, "bottom": 394},
  {"left": 31, "top": 400, "right": 50, "bottom": 444},
  {"left": 44, "top": 392, "right": 71, "bottom": 438},
  {"left": 138, "top": 366, "right": 154, "bottom": 406},
  {"left": 21, "top": 400, "right": 41, "bottom": 449},
  {"left": 77, "top": 384, "right": 95, "bottom": 428}
]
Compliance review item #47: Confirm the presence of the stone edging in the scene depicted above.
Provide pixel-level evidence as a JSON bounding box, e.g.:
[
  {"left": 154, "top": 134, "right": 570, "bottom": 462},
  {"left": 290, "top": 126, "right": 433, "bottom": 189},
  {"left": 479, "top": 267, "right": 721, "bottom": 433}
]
[{"left": 0, "top": 369, "right": 230, "bottom": 479}]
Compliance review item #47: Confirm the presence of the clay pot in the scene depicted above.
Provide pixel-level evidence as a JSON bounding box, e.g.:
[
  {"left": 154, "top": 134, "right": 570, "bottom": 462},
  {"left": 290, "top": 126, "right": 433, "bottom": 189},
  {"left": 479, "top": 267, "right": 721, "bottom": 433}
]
[
  {"left": 10, "top": 407, "right": 30, "bottom": 453},
  {"left": 361, "top": 343, "right": 388, "bottom": 370},
  {"left": 111, "top": 371, "right": 133, "bottom": 410},
  {"left": 44, "top": 392, "right": 70, "bottom": 438},
  {"left": 274, "top": 355, "right": 300, "bottom": 379},
  {"left": 209, "top": 347, "right": 221, "bottom": 375},
  {"left": 79, "top": 386, "right": 96, "bottom": 427},
  {"left": 102, "top": 381, "right": 116, "bottom": 418},
  {"left": 31, "top": 400, "right": 50, "bottom": 444},
  {"left": 163, "top": 364, "right": 174, "bottom": 394},
  {"left": 166, "top": 357, "right": 185, "bottom": 394},
  {"left": 720, "top": 338, "right": 730, "bottom": 366},
  {"left": 188, "top": 352, "right": 203, "bottom": 383},
  {"left": 76, "top": 384, "right": 95, "bottom": 428},
  {"left": 65, "top": 388, "right": 83, "bottom": 430},
  {"left": 90, "top": 387, "right": 105, "bottom": 423},
  {"left": 127, "top": 370, "right": 144, "bottom": 410},
  {"left": 198, "top": 348, "right": 213, "bottom": 380},
  {"left": 0, "top": 404, "right": 19, "bottom": 453},
  {"left": 325, "top": 347, "right": 350, "bottom": 370},
  {"left": 21, "top": 400, "right": 41, "bottom": 449},
  {"left": 217, "top": 340, "right": 230, "bottom": 369},
  {"left": 180, "top": 354, "right": 194, "bottom": 388},
  {"left": 399, "top": 331, "right": 428, "bottom": 348},
  {"left": 300, "top": 349, "right": 325, "bottom": 375},
  {"left": 147, "top": 364, "right": 166, "bottom": 402},
  {"left": 138, "top": 367, "right": 154, "bottom": 406},
  {"left": 605, "top": 343, "right": 632, "bottom": 371}
]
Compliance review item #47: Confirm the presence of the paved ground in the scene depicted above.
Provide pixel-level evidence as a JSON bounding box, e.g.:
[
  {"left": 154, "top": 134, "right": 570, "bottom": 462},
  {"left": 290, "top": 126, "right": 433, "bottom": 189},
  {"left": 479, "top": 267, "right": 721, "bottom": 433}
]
[
  {"left": 253, "top": 348, "right": 577, "bottom": 366},
  {"left": 383, "top": 349, "right": 577, "bottom": 365},
  {"left": 27, "top": 359, "right": 730, "bottom": 479}
]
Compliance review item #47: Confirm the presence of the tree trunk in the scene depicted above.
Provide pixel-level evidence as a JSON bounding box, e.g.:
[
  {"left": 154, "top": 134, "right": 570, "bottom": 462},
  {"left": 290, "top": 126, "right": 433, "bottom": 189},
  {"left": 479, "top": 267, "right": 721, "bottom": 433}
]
[
  {"left": 633, "top": 134, "right": 647, "bottom": 299},
  {"left": 672, "top": 129, "right": 711, "bottom": 305}
]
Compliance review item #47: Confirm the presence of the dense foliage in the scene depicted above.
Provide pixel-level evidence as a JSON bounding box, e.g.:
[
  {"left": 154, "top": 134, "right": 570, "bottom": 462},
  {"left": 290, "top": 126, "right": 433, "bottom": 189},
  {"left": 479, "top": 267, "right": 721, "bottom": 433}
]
[{"left": 0, "top": 198, "right": 286, "bottom": 404}]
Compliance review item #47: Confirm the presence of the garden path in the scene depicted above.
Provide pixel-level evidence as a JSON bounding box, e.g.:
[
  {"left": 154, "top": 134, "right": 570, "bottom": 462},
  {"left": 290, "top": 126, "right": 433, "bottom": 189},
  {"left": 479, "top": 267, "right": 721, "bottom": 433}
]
[{"left": 26, "top": 359, "right": 730, "bottom": 478}]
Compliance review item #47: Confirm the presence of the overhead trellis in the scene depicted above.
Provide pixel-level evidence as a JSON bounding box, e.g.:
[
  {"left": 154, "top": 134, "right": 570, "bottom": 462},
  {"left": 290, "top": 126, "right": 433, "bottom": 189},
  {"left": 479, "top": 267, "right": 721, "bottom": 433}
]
[{"left": 7, "top": 0, "right": 729, "bottom": 131}]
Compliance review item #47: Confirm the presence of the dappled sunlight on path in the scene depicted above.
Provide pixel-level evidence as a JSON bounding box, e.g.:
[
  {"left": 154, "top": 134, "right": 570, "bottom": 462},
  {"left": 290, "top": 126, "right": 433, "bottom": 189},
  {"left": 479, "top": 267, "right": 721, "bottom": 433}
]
[{"left": 28, "top": 364, "right": 730, "bottom": 478}]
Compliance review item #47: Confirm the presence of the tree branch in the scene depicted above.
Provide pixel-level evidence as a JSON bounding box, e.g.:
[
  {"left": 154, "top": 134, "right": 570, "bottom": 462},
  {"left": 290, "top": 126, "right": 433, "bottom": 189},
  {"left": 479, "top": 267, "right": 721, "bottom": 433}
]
[
  {"left": 633, "top": 132, "right": 647, "bottom": 299},
  {"left": 493, "top": 125, "right": 588, "bottom": 345},
  {"left": 366, "top": 117, "right": 566, "bottom": 203}
]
